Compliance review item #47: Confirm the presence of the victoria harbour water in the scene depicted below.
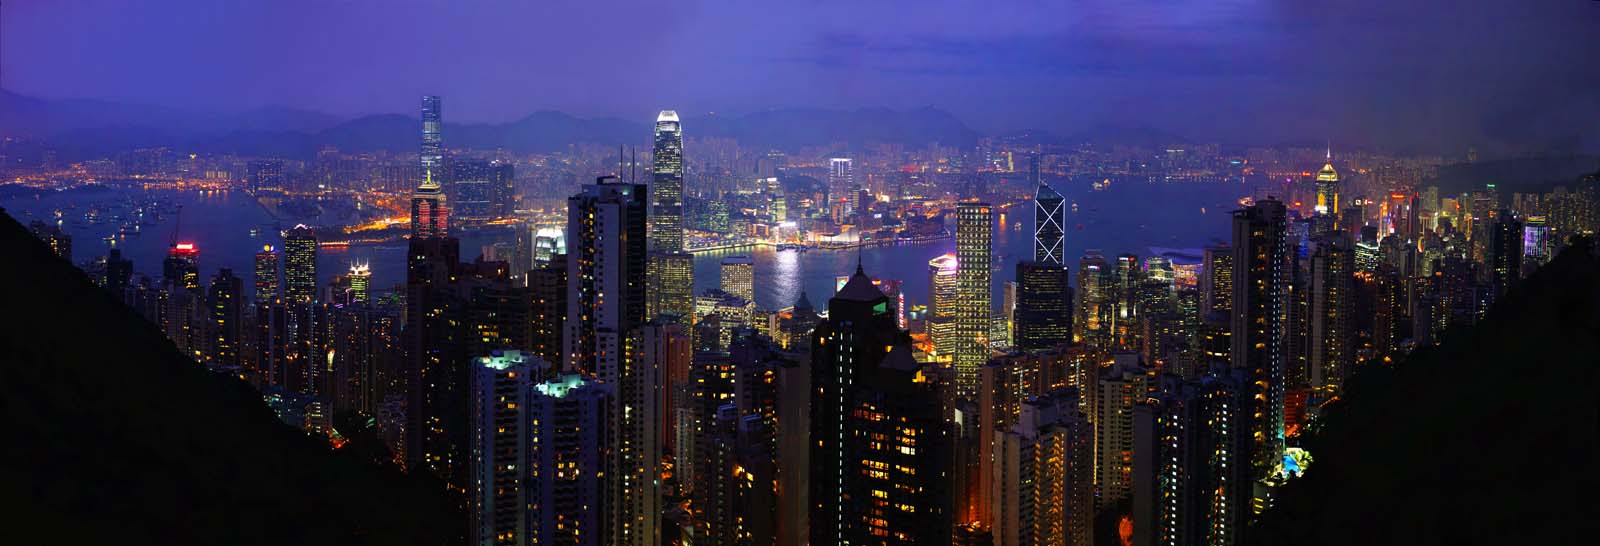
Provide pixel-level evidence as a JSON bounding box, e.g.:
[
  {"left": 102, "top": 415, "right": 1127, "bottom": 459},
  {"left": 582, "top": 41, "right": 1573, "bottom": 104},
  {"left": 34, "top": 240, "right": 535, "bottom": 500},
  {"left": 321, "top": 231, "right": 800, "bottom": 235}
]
[{"left": 4, "top": 179, "right": 1243, "bottom": 313}]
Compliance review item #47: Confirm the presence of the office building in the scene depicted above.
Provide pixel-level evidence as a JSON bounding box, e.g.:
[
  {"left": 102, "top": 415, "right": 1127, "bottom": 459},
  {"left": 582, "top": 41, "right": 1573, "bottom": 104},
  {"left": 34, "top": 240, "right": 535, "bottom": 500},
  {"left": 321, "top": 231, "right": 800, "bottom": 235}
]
[
  {"left": 651, "top": 111, "right": 685, "bottom": 252},
  {"left": 283, "top": 225, "right": 317, "bottom": 304},
  {"left": 720, "top": 256, "right": 755, "bottom": 302},
  {"left": 1014, "top": 261, "right": 1073, "bottom": 352},
  {"left": 421, "top": 95, "right": 443, "bottom": 177},
  {"left": 1035, "top": 182, "right": 1066, "bottom": 264},
  {"left": 955, "top": 202, "right": 994, "bottom": 400}
]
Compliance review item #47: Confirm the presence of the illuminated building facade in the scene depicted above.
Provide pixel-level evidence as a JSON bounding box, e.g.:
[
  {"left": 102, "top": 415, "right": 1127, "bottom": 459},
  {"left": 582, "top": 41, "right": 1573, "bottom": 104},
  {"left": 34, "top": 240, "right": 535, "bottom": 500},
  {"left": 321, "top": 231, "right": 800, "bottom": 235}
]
[
  {"left": 1074, "top": 251, "right": 1111, "bottom": 347},
  {"left": 565, "top": 176, "right": 649, "bottom": 372},
  {"left": 1308, "top": 235, "right": 1354, "bottom": 398},
  {"left": 411, "top": 171, "right": 450, "bottom": 239},
  {"left": 1202, "top": 245, "right": 1232, "bottom": 315},
  {"left": 1035, "top": 182, "right": 1066, "bottom": 264},
  {"left": 1096, "top": 354, "right": 1150, "bottom": 508},
  {"left": 347, "top": 262, "right": 370, "bottom": 303},
  {"left": 468, "top": 350, "right": 539, "bottom": 546},
  {"left": 1314, "top": 155, "right": 1340, "bottom": 235},
  {"left": 810, "top": 266, "right": 952, "bottom": 546},
  {"left": 1014, "top": 261, "right": 1073, "bottom": 352},
  {"left": 253, "top": 246, "right": 278, "bottom": 303},
  {"left": 206, "top": 268, "right": 243, "bottom": 373},
  {"left": 527, "top": 373, "right": 612, "bottom": 546},
  {"left": 955, "top": 202, "right": 993, "bottom": 400},
  {"left": 994, "top": 390, "right": 1093, "bottom": 546},
  {"left": 283, "top": 225, "right": 318, "bottom": 304},
  {"left": 564, "top": 176, "right": 655, "bottom": 546},
  {"left": 720, "top": 256, "right": 755, "bottom": 302},
  {"left": 648, "top": 251, "right": 695, "bottom": 324},
  {"left": 651, "top": 110, "right": 685, "bottom": 253},
  {"left": 1231, "top": 198, "right": 1290, "bottom": 480},
  {"left": 928, "top": 253, "right": 959, "bottom": 319},
  {"left": 1487, "top": 210, "right": 1524, "bottom": 301},
  {"left": 421, "top": 95, "right": 443, "bottom": 177},
  {"left": 1132, "top": 372, "right": 1250, "bottom": 546}
]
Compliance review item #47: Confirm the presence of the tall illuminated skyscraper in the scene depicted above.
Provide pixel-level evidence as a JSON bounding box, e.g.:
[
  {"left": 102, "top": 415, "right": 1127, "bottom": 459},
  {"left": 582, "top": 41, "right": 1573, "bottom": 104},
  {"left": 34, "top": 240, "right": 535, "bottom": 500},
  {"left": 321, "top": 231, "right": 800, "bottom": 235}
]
[
  {"left": 421, "top": 95, "right": 443, "bottom": 178},
  {"left": 828, "top": 158, "right": 854, "bottom": 196},
  {"left": 1308, "top": 235, "right": 1354, "bottom": 398},
  {"left": 810, "top": 265, "right": 952, "bottom": 545},
  {"left": 1314, "top": 151, "right": 1340, "bottom": 235},
  {"left": 283, "top": 225, "right": 318, "bottom": 304},
  {"left": 1034, "top": 182, "right": 1066, "bottom": 264},
  {"left": 468, "top": 350, "right": 539, "bottom": 546},
  {"left": 207, "top": 268, "right": 243, "bottom": 372},
  {"left": 566, "top": 176, "right": 649, "bottom": 372},
  {"left": 994, "top": 390, "right": 1093, "bottom": 546},
  {"left": 348, "top": 262, "right": 371, "bottom": 304},
  {"left": 650, "top": 110, "right": 684, "bottom": 252},
  {"left": 648, "top": 251, "right": 695, "bottom": 324},
  {"left": 411, "top": 171, "right": 450, "bottom": 239},
  {"left": 719, "top": 256, "right": 754, "bottom": 302},
  {"left": 564, "top": 176, "right": 656, "bottom": 546},
  {"left": 955, "top": 202, "right": 993, "bottom": 400},
  {"left": 527, "top": 373, "right": 612, "bottom": 546},
  {"left": 1231, "top": 198, "right": 1289, "bottom": 479},
  {"left": 253, "top": 245, "right": 279, "bottom": 303},
  {"left": 1013, "top": 261, "right": 1072, "bottom": 352}
]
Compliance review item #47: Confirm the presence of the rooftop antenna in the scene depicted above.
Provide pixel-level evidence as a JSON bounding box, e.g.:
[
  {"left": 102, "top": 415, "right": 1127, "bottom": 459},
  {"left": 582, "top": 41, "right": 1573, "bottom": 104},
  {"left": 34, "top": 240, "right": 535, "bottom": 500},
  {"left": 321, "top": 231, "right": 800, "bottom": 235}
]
[{"left": 618, "top": 145, "right": 625, "bottom": 178}]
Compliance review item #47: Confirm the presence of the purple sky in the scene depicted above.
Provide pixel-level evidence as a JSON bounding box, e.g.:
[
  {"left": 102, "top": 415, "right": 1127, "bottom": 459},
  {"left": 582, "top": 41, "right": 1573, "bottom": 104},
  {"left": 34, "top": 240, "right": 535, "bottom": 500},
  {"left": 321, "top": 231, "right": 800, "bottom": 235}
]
[{"left": 6, "top": 0, "right": 1599, "bottom": 152}]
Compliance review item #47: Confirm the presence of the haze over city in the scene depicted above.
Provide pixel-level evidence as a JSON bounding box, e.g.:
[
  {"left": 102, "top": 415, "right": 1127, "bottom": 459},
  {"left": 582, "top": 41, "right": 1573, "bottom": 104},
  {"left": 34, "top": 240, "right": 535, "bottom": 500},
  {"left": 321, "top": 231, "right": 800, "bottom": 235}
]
[{"left": 5, "top": 0, "right": 1599, "bottom": 154}]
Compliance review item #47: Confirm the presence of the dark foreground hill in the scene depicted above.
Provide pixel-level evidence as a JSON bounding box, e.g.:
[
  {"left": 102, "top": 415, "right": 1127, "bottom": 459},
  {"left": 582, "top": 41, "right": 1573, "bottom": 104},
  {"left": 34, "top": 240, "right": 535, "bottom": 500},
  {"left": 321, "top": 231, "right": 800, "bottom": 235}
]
[
  {"left": 1250, "top": 240, "right": 1600, "bottom": 544},
  {"left": 0, "top": 209, "right": 458, "bottom": 545}
]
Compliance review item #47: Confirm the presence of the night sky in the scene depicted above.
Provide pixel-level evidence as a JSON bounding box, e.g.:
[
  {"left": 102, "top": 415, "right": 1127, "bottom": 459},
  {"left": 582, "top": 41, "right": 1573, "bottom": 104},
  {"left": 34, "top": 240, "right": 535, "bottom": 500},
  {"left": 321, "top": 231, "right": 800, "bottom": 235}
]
[{"left": 6, "top": 0, "right": 1599, "bottom": 153}]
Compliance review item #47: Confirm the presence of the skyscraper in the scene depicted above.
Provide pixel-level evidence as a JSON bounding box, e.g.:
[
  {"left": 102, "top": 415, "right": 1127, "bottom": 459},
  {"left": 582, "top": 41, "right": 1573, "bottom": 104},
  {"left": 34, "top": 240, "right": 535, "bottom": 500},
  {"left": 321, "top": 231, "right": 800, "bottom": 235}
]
[
  {"left": 1231, "top": 198, "right": 1290, "bottom": 479},
  {"left": 527, "top": 373, "right": 612, "bottom": 546},
  {"left": 1202, "top": 245, "right": 1233, "bottom": 315},
  {"left": 651, "top": 110, "right": 685, "bottom": 252},
  {"left": 809, "top": 265, "right": 952, "bottom": 546},
  {"left": 1075, "top": 251, "right": 1111, "bottom": 347},
  {"left": 1131, "top": 372, "right": 1251, "bottom": 546},
  {"left": 450, "top": 159, "right": 495, "bottom": 225},
  {"left": 207, "top": 268, "right": 243, "bottom": 373},
  {"left": 411, "top": 171, "right": 450, "bottom": 239},
  {"left": 468, "top": 350, "right": 539, "bottom": 546},
  {"left": 1035, "top": 182, "right": 1066, "bottom": 264},
  {"left": 719, "top": 256, "right": 755, "bottom": 303},
  {"left": 253, "top": 245, "right": 279, "bottom": 303},
  {"left": 1308, "top": 235, "right": 1354, "bottom": 398},
  {"left": 1314, "top": 153, "right": 1341, "bottom": 235},
  {"left": 993, "top": 390, "right": 1094, "bottom": 546},
  {"left": 1013, "top": 261, "right": 1073, "bottom": 352},
  {"left": 648, "top": 251, "right": 695, "bottom": 324},
  {"left": 421, "top": 95, "right": 443, "bottom": 178},
  {"left": 955, "top": 202, "right": 994, "bottom": 400},
  {"left": 828, "top": 158, "right": 854, "bottom": 197},
  {"left": 1487, "top": 210, "right": 1525, "bottom": 301},
  {"left": 564, "top": 176, "right": 655, "bottom": 546},
  {"left": 283, "top": 225, "right": 317, "bottom": 304},
  {"left": 566, "top": 176, "right": 649, "bottom": 373},
  {"left": 348, "top": 262, "right": 371, "bottom": 303}
]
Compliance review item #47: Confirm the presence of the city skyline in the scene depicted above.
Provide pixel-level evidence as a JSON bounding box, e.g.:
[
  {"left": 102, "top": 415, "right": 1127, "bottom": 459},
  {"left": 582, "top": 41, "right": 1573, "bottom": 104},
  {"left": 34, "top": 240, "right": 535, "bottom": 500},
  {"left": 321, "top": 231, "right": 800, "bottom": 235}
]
[{"left": 1, "top": 3, "right": 1596, "bottom": 546}]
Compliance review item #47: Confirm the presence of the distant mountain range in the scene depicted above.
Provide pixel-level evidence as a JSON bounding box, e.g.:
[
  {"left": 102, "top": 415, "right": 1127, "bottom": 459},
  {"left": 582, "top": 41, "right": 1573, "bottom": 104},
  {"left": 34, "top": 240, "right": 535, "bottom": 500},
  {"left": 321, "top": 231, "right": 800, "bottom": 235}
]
[{"left": 0, "top": 90, "right": 987, "bottom": 158}]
